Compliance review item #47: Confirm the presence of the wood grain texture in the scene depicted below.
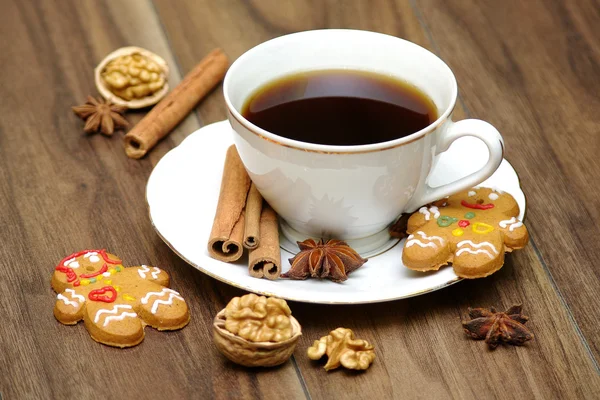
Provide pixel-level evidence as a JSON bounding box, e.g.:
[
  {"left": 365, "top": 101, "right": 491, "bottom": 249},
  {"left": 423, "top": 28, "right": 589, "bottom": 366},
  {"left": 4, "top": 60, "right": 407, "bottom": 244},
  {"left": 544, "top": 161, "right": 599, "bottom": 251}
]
[
  {"left": 292, "top": 247, "right": 600, "bottom": 399},
  {"left": 154, "top": 0, "right": 600, "bottom": 398},
  {"left": 412, "top": 0, "right": 600, "bottom": 360},
  {"left": 2, "top": 0, "right": 600, "bottom": 399},
  {"left": 0, "top": 0, "right": 304, "bottom": 399}
]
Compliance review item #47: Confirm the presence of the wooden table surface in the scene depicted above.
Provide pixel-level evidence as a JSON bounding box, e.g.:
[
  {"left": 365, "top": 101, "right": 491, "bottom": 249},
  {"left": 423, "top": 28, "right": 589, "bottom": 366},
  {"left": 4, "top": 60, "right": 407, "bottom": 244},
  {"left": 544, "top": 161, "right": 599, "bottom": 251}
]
[{"left": 2, "top": 0, "right": 599, "bottom": 398}]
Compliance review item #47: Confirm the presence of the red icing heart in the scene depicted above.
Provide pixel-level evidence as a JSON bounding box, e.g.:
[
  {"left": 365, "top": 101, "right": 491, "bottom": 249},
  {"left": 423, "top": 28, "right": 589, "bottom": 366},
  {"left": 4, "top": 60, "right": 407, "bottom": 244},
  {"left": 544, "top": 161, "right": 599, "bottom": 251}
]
[
  {"left": 88, "top": 286, "right": 117, "bottom": 303},
  {"left": 458, "top": 220, "right": 470, "bottom": 228}
]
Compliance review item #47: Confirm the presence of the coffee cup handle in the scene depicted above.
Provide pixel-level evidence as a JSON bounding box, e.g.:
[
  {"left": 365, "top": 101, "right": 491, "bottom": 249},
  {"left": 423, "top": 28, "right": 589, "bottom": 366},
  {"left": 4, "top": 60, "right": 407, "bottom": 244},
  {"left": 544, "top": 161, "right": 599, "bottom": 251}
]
[{"left": 405, "top": 119, "right": 504, "bottom": 212}]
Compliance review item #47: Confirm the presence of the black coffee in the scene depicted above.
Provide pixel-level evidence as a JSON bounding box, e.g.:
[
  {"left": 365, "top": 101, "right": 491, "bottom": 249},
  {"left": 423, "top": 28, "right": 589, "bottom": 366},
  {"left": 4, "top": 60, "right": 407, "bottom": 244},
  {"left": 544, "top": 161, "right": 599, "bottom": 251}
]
[{"left": 242, "top": 69, "right": 437, "bottom": 146}]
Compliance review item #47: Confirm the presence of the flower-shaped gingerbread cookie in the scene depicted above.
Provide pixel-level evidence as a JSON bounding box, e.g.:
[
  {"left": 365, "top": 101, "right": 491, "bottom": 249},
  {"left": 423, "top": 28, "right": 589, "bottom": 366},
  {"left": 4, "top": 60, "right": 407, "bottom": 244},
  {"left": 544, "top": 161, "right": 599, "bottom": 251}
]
[
  {"left": 52, "top": 249, "right": 190, "bottom": 347},
  {"left": 402, "top": 187, "right": 528, "bottom": 278}
]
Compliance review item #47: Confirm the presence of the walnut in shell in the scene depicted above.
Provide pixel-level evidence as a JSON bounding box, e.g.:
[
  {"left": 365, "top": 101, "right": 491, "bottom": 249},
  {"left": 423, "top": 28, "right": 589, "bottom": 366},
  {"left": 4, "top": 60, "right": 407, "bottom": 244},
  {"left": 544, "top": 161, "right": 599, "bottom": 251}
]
[
  {"left": 307, "top": 327, "right": 375, "bottom": 371},
  {"left": 213, "top": 294, "right": 302, "bottom": 367},
  {"left": 95, "top": 46, "right": 169, "bottom": 109}
]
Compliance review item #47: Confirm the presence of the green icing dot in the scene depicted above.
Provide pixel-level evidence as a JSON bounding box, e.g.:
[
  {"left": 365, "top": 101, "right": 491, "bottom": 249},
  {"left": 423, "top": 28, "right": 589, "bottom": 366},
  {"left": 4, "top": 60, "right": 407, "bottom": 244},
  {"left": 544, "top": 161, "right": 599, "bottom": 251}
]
[
  {"left": 116, "top": 266, "right": 122, "bottom": 272},
  {"left": 437, "top": 215, "right": 458, "bottom": 227},
  {"left": 464, "top": 212, "right": 476, "bottom": 219},
  {"left": 89, "top": 277, "right": 97, "bottom": 283}
]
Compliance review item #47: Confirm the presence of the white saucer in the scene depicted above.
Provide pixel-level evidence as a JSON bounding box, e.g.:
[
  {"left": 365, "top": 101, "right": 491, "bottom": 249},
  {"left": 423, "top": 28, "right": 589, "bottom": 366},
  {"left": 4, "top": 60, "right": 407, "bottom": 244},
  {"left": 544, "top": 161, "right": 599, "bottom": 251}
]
[{"left": 146, "top": 120, "right": 526, "bottom": 304}]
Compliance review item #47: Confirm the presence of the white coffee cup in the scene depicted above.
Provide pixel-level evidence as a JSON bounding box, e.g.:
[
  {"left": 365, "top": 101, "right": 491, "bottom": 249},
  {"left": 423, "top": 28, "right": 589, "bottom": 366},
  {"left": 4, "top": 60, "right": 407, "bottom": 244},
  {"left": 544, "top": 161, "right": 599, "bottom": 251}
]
[{"left": 224, "top": 29, "right": 503, "bottom": 253}]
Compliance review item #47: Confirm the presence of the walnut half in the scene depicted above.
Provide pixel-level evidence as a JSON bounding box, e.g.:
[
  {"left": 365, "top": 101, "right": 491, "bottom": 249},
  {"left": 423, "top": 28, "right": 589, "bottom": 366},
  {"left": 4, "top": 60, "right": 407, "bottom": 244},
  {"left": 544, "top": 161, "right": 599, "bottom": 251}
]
[
  {"left": 213, "top": 294, "right": 301, "bottom": 367},
  {"left": 224, "top": 293, "right": 293, "bottom": 343},
  {"left": 307, "top": 327, "right": 375, "bottom": 371},
  {"left": 95, "top": 46, "right": 169, "bottom": 109}
]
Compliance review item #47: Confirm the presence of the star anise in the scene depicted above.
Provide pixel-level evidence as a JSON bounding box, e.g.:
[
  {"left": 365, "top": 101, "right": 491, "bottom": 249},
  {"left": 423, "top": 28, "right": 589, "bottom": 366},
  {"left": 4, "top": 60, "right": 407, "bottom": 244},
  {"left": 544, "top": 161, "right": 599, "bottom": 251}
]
[
  {"left": 462, "top": 304, "right": 534, "bottom": 349},
  {"left": 72, "top": 95, "right": 129, "bottom": 136},
  {"left": 282, "top": 239, "right": 368, "bottom": 283}
]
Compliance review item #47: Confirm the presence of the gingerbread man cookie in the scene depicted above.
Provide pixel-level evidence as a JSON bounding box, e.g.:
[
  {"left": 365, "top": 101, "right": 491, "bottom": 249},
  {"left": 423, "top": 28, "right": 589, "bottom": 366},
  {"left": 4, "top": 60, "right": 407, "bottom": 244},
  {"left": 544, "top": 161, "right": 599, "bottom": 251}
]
[
  {"left": 52, "top": 249, "right": 190, "bottom": 347},
  {"left": 402, "top": 187, "right": 528, "bottom": 278}
]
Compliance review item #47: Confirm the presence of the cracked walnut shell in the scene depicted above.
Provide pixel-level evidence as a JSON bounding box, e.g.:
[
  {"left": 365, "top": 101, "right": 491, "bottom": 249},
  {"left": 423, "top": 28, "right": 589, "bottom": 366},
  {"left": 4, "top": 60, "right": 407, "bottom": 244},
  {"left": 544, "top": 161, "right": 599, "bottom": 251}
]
[
  {"left": 95, "top": 46, "right": 169, "bottom": 109},
  {"left": 307, "top": 328, "right": 375, "bottom": 371},
  {"left": 213, "top": 294, "right": 302, "bottom": 367}
]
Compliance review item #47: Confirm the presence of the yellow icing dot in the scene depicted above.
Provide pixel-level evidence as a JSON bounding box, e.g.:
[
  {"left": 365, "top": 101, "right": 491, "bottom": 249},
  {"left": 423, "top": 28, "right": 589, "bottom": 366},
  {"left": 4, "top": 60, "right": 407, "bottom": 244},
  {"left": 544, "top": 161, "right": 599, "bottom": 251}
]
[
  {"left": 114, "top": 286, "right": 121, "bottom": 292},
  {"left": 452, "top": 228, "right": 464, "bottom": 237},
  {"left": 108, "top": 268, "right": 117, "bottom": 275},
  {"left": 472, "top": 222, "right": 494, "bottom": 234},
  {"left": 96, "top": 275, "right": 103, "bottom": 281},
  {"left": 80, "top": 279, "right": 90, "bottom": 286},
  {"left": 123, "top": 294, "right": 136, "bottom": 301},
  {"left": 104, "top": 279, "right": 112, "bottom": 285}
]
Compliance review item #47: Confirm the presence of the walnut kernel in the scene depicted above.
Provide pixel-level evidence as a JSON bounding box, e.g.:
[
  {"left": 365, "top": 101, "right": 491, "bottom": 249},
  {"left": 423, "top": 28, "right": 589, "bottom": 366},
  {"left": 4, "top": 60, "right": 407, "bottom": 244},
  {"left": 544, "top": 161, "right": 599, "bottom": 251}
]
[
  {"left": 224, "top": 293, "right": 293, "bottom": 343},
  {"left": 307, "top": 327, "right": 375, "bottom": 371},
  {"left": 95, "top": 47, "right": 169, "bottom": 109},
  {"left": 101, "top": 53, "right": 166, "bottom": 101},
  {"left": 213, "top": 294, "right": 301, "bottom": 367}
]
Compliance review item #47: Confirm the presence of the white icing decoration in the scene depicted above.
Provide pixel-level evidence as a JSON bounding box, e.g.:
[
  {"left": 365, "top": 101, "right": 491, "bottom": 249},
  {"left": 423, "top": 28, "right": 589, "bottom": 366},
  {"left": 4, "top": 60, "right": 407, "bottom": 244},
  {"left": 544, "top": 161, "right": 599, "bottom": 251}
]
[
  {"left": 468, "top": 191, "right": 476, "bottom": 197},
  {"left": 141, "top": 288, "right": 184, "bottom": 314},
  {"left": 488, "top": 193, "right": 499, "bottom": 200},
  {"left": 63, "top": 257, "right": 80, "bottom": 269},
  {"left": 94, "top": 304, "right": 133, "bottom": 324},
  {"left": 418, "top": 206, "right": 440, "bottom": 221},
  {"left": 138, "top": 265, "right": 161, "bottom": 280},
  {"left": 406, "top": 240, "right": 437, "bottom": 249},
  {"left": 103, "top": 311, "right": 137, "bottom": 327},
  {"left": 63, "top": 257, "right": 76, "bottom": 267},
  {"left": 405, "top": 231, "right": 445, "bottom": 249},
  {"left": 102, "top": 272, "right": 111, "bottom": 277},
  {"left": 138, "top": 265, "right": 150, "bottom": 279},
  {"left": 65, "top": 288, "right": 84, "bottom": 302},
  {"left": 456, "top": 248, "right": 494, "bottom": 259},
  {"left": 84, "top": 252, "right": 100, "bottom": 263},
  {"left": 498, "top": 217, "right": 515, "bottom": 228},
  {"left": 150, "top": 293, "right": 184, "bottom": 314},
  {"left": 57, "top": 294, "right": 79, "bottom": 307},
  {"left": 509, "top": 221, "right": 523, "bottom": 231},
  {"left": 499, "top": 217, "right": 523, "bottom": 232},
  {"left": 414, "top": 231, "right": 444, "bottom": 245},
  {"left": 457, "top": 240, "right": 499, "bottom": 255}
]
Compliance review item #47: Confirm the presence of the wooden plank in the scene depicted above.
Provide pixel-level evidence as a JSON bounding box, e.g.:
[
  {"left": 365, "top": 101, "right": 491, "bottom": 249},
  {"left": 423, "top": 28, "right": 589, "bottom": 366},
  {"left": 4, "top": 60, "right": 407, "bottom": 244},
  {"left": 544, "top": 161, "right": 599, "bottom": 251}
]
[
  {"left": 293, "top": 246, "right": 600, "bottom": 399},
  {"left": 154, "top": 0, "right": 600, "bottom": 398},
  {"left": 152, "top": 0, "right": 461, "bottom": 121},
  {"left": 411, "top": 0, "right": 600, "bottom": 360},
  {"left": 0, "top": 0, "right": 305, "bottom": 398}
]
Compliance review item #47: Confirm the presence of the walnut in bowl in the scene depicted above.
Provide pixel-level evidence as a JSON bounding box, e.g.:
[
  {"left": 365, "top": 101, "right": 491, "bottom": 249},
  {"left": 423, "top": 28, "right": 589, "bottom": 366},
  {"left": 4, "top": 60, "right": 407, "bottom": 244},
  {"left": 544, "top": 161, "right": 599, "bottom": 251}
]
[
  {"left": 213, "top": 294, "right": 302, "bottom": 367},
  {"left": 95, "top": 46, "right": 169, "bottom": 109}
]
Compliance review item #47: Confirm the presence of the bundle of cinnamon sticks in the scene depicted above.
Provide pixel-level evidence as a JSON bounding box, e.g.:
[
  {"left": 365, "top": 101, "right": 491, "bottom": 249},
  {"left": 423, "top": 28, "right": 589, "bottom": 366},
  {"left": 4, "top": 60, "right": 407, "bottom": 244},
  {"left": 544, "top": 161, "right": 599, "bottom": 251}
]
[{"left": 207, "top": 145, "right": 281, "bottom": 280}]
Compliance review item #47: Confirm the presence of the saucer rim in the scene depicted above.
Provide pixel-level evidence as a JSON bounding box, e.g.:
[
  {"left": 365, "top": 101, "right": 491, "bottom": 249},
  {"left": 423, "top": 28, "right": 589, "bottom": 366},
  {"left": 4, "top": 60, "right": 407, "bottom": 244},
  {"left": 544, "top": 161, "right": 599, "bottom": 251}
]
[
  {"left": 146, "top": 120, "right": 525, "bottom": 304},
  {"left": 146, "top": 210, "right": 463, "bottom": 304}
]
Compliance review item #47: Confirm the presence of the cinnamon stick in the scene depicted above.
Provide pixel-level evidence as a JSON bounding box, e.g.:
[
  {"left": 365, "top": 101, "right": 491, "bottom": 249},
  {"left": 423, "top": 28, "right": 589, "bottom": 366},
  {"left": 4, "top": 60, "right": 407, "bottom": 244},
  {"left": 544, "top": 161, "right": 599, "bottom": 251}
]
[
  {"left": 243, "top": 183, "right": 263, "bottom": 250},
  {"left": 124, "top": 48, "right": 229, "bottom": 159},
  {"left": 208, "top": 146, "right": 251, "bottom": 262},
  {"left": 248, "top": 204, "right": 281, "bottom": 280}
]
